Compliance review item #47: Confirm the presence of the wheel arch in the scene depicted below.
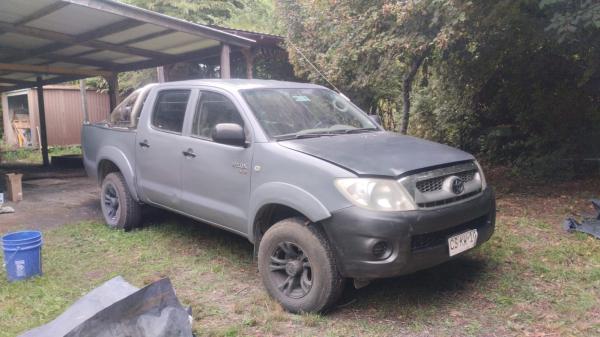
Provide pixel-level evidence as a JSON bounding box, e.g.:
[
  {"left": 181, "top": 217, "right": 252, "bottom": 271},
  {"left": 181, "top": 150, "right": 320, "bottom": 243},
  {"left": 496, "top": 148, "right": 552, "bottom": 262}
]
[
  {"left": 96, "top": 146, "right": 138, "bottom": 201},
  {"left": 249, "top": 182, "right": 331, "bottom": 243}
]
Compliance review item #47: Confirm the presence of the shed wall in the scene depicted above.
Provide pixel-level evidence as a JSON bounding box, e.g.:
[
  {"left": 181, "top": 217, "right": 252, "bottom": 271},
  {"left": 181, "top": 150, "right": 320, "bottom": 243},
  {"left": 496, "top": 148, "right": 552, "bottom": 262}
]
[{"left": 29, "top": 88, "right": 110, "bottom": 146}]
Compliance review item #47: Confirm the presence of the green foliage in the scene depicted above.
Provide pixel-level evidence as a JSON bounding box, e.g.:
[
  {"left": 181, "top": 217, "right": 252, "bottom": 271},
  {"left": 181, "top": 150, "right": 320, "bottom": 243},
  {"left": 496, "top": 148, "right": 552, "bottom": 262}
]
[
  {"left": 123, "top": 0, "right": 247, "bottom": 25},
  {"left": 278, "top": 0, "right": 600, "bottom": 179},
  {"left": 226, "top": 0, "right": 282, "bottom": 34}
]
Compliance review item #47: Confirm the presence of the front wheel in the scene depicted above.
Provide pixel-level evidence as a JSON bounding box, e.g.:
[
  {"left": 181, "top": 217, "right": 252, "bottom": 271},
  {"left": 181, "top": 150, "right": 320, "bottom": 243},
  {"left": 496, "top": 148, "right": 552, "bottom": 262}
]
[
  {"left": 258, "top": 217, "right": 344, "bottom": 313},
  {"left": 100, "top": 172, "right": 141, "bottom": 230}
]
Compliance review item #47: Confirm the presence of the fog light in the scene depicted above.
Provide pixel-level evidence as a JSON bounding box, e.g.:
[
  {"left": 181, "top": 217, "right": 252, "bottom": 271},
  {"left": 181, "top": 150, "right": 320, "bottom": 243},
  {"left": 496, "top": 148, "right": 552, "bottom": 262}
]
[{"left": 372, "top": 241, "right": 391, "bottom": 259}]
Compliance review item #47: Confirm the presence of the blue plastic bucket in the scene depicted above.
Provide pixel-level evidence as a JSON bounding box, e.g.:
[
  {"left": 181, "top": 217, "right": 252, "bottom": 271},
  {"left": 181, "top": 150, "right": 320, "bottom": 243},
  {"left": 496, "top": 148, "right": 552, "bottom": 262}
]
[{"left": 2, "top": 231, "right": 43, "bottom": 282}]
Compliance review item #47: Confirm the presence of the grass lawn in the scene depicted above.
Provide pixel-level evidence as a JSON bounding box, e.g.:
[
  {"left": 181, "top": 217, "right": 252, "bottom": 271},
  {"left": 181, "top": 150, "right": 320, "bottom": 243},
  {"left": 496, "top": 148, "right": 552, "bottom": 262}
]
[
  {"left": 0, "top": 146, "right": 82, "bottom": 164},
  {"left": 1, "top": 177, "right": 599, "bottom": 336}
]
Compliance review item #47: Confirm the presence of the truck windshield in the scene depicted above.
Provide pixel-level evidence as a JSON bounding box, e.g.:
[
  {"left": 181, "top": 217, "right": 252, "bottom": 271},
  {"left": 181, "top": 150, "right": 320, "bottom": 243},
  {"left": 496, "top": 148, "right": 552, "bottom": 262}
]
[{"left": 242, "top": 88, "right": 378, "bottom": 139}]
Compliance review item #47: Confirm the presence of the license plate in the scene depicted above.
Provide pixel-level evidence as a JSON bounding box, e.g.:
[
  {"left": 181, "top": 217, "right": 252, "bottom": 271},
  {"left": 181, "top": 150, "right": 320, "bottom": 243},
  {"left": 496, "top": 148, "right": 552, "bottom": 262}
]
[{"left": 448, "top": 229, "right": 478, "bottom": 257}]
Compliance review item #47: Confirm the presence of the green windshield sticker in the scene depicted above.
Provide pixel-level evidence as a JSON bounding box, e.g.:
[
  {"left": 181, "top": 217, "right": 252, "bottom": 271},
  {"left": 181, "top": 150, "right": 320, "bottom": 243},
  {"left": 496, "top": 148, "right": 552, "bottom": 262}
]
[{"left": 292, "top": 95, "right": 311, "bottom": 102}]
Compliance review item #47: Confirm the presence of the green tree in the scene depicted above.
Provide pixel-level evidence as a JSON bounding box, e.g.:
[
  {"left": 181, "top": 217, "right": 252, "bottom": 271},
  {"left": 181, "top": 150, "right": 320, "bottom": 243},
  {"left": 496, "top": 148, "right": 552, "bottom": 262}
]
[
  {"left": 278, "top": 0, "right": 600, "bottom": 179},
  {"left": 124, "top": 0, "right": 247, "bottom": 25}
]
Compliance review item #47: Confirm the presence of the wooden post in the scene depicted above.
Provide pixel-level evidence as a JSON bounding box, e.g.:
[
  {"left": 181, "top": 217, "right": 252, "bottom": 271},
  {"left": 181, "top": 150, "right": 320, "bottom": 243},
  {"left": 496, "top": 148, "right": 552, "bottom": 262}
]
[
  {"left": 36, "top": 76, "right": 49, "bottom": 166},
  {"left": 107, "top": 74, "right": 119, "bottom": 112},
  {"left": 220, "top": 43, "right": 231, "bottom": 79},
  {"left": 241, "top": 48, "right": 254, "bottom": 79},
  {"left": 157, "top": 66, "right": 166, "bottom": 83},
  {"left": 79, "top": 79, "right": 89, "bottom": 124}
]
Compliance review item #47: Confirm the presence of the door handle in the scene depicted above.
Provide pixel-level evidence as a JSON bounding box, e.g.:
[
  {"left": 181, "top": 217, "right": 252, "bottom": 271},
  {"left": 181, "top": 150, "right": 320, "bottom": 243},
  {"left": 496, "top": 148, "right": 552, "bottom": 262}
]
[
  {"left": 182, "top": 148, "right": 196, "bottom": 158},
  {"left": 139, "top": 140, "right": 150, "bottom": 148}
]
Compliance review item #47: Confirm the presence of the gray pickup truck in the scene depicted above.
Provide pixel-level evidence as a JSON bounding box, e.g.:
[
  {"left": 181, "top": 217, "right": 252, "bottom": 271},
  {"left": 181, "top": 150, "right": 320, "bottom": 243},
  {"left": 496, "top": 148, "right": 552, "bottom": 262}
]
[{"left": 82, "top": 79, "right": 495, "bottom": 313}]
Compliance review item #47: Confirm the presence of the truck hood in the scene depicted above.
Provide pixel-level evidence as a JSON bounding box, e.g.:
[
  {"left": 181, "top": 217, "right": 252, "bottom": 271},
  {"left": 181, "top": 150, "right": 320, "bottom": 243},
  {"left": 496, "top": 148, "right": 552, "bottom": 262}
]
[{"left": 278, "top": 132, "right": 474, "bottom": 177}]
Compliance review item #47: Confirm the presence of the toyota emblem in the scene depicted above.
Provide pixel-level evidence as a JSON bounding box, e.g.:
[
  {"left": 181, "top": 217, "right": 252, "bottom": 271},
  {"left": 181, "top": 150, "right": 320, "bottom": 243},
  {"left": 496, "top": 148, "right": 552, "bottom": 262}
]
[{"left": 450, "top": 177, "right": 465, "bottom": 195}]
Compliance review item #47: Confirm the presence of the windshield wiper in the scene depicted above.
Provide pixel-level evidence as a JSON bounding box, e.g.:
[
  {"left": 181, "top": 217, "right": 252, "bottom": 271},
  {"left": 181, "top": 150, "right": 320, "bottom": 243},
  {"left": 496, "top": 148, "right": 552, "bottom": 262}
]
[
  {"left": 275, "top": 132, "right": 337, "bottom": 141},
  {"left": 331, "top": 127, "right": 379, "bottom": 134}
]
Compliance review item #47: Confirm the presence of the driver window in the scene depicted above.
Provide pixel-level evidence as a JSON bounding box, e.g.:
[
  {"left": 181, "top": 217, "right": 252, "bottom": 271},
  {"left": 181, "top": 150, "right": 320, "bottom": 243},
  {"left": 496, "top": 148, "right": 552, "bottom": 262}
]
[{"left": 192, "top": 91, "right": 244, "bottom": 139}]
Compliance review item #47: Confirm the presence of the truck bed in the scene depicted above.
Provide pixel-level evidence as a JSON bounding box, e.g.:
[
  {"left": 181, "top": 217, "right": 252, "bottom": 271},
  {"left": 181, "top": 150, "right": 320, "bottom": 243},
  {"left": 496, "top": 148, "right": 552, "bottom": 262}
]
[{"left": 82, "top": 123, "right": 137, "bottom": 183}]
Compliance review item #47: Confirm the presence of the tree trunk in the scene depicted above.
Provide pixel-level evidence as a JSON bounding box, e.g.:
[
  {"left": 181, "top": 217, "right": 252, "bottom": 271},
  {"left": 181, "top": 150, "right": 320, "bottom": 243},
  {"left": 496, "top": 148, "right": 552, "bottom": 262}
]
[{"left": 401, "top": 54, "right": 427, "bottom": 134}]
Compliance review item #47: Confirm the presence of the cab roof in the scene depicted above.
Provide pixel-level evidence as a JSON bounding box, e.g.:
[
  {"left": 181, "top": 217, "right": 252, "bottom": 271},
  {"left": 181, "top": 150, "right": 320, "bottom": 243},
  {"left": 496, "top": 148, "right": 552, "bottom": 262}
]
[{"left": 153, "top": 79, "right": 328, "bottom": 92}]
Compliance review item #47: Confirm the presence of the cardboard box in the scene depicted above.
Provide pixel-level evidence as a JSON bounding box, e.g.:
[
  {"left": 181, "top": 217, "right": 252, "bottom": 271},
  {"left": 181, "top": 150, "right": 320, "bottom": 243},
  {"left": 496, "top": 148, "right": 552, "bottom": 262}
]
[{"left": 5, "top": 173, "right": 23, "bottom": 202}]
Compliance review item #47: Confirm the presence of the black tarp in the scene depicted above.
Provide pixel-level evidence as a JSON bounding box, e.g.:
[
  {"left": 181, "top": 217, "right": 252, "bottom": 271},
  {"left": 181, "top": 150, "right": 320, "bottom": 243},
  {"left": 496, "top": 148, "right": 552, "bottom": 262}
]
[{"left": 19, "top": 277, "right": 193, "bottom": 337}]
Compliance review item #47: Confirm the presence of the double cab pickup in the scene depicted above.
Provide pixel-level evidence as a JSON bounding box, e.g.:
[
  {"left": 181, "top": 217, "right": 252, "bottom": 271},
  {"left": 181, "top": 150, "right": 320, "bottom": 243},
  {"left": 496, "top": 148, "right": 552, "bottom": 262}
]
[{"left": 82, "top": 79, "right": 496, "bottom": 313}]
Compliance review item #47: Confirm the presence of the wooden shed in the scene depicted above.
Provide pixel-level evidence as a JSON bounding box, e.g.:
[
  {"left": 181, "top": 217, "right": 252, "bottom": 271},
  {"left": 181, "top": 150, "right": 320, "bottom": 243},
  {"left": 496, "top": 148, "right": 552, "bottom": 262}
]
[{"left": 1, "top": 85, "right": 109, "bottom": 147}]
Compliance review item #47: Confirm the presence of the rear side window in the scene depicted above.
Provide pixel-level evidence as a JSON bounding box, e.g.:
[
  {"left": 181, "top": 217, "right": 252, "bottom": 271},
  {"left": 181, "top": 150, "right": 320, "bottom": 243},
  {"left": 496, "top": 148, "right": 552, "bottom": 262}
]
[
  {"left": 152, "top": 90, "right": 190, "bottom": 133},
  {"left": 192, "top": 91, "right": 244, "bottom": 139},
  {"left": 110, "top": 90, "right": 139, "bottom": 127}
]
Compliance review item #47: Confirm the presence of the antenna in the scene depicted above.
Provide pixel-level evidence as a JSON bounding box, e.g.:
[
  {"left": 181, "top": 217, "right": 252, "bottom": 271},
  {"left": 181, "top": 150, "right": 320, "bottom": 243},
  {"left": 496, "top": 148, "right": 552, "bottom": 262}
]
[{"left": 287, "top": 38, "right": 346, "bottom": 96}]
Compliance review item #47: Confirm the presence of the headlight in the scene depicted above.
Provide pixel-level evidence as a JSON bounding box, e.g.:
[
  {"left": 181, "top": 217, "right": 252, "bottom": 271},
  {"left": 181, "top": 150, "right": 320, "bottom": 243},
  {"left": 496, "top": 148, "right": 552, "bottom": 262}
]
[
  {"left": 474, "top": 160, "right": 487, "bottom": 190},
  {"left": 334, "top": 178, "right": 416, "bottom": 211}
]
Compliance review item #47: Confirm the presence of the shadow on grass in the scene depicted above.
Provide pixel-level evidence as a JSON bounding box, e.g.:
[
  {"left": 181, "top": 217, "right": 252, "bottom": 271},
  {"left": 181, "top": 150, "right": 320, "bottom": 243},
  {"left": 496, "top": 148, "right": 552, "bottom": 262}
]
[
  {"left": 338, "top": 256, "right": 491, "bottom": 317},
  {"left": 137, "top": 206, "right": 492, "bottom": 316},
  {"left": 140, "top": 206, "right": 255, "bottom": 256}
]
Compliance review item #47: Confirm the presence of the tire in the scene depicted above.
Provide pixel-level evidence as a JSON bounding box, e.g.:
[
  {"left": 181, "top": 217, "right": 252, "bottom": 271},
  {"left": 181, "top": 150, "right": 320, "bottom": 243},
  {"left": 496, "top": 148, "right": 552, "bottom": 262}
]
[
  {"left": 258, "top": 217, "right": 345, "bottom": 313},
  {"left": 100, "top": 172, "right": 141, "bottom": 230}
]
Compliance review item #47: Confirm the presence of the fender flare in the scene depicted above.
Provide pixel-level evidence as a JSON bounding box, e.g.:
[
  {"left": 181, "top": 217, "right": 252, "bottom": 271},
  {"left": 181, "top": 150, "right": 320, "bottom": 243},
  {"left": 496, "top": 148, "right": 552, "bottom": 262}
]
[
  {"left": 248, "top": 182, "right": 331, "bottom": 240},
  {"left": 97, "top": 146, "right": 139, "bottom": 201}
]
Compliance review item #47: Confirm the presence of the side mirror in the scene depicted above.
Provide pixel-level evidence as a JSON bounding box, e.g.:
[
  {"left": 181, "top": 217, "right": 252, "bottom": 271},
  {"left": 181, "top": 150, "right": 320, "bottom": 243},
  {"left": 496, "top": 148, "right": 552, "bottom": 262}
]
[
  {"left": 212, "top": 123, "right": 247, "bottom": 147},
  {"left": 368, "top": 114, "right": 382, "bottom": 126}
]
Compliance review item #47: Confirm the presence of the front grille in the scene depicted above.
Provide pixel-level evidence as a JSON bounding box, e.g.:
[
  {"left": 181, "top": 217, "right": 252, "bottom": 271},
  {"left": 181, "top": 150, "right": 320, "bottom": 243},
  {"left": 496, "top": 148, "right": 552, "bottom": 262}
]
[
  {"left": 411, "top": 215, "right": 488, "bottom": 252},
  {"left": 416, "top": 169, "right": 477, "bottom": 193},
  {"left": 417, "top": 189, "right": 481, "bottom": 208}
]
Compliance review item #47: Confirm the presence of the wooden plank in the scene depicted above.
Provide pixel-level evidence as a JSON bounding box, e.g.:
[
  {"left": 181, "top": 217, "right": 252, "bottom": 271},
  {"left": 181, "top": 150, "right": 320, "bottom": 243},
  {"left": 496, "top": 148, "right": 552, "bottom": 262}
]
[{"left": 0, "top": 63, "right": 113, "bottom": 77}]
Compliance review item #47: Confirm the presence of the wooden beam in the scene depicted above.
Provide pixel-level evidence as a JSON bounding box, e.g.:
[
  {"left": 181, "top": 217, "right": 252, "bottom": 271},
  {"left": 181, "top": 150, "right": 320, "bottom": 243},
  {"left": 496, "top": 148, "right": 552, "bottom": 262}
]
[
  {"left": 0, "top": 19, "right": 166, "bottom": 61},
  {"left": 0, "top": 77, "right": 35, "bottom": 86},
  {"left": 42, "top": 54, "right": 117, "bottom": 69},
  {"left": 220, "top": 43, "right": 231, "bottom": 79},
  {"left": 114, "top": 45, "right": 222, "bottom": 72},
  {"left": 36, "top": 77, "right": 50, "bottom": 166},
  {"left": 107, "top": 75, "right": 119, "bottom": 112},
  {"left": 0, "top": 63, "right": 113, "bottom": 77}
]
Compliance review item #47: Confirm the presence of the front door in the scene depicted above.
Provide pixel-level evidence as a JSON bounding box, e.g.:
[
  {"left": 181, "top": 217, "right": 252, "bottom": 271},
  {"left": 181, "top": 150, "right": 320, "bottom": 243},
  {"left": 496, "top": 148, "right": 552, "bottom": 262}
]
[
  {"left": 180, "top": 90, "right": 253, "bottom": 235},
  {"left": 136, "top": 88, "right": 193, "bottom": 208}
]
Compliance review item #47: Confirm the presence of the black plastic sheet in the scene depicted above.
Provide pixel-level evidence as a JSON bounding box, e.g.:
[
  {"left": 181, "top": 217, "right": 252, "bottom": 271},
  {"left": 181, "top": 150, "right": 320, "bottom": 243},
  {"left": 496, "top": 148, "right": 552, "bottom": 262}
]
[{"left": 19, "top": 277, "right": 193, "bottom": 337}]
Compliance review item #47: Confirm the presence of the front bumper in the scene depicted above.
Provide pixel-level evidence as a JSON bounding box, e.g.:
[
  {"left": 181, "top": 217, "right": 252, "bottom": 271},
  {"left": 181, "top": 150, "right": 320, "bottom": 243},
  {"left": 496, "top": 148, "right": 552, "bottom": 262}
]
[{"left": 321, "top": 188, "right": 496, "bottom": 279}]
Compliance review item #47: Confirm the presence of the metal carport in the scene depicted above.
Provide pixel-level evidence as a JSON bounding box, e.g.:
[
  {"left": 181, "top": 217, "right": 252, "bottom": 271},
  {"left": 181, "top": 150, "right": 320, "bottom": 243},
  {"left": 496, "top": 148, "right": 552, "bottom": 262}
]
[{"left": 0, "top": 0, "right": 259, "bottom": 165}]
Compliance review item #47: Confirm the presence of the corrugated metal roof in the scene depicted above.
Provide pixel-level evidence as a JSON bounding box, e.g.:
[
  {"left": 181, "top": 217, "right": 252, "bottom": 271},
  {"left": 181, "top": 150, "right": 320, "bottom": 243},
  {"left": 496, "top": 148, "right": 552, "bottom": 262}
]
[{"left": 0, "top": 0, "right": 273, "bottom": 92}]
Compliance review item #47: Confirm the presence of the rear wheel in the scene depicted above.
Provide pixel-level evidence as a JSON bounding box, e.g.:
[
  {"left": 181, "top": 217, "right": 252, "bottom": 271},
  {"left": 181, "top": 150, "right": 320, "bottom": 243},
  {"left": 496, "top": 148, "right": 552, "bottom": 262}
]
[
  {"left": 258, "top": 217, "right": 344, "bottom": 313},
  {"left": 100, "top": 172, "right": 141, "bottom": 230}
]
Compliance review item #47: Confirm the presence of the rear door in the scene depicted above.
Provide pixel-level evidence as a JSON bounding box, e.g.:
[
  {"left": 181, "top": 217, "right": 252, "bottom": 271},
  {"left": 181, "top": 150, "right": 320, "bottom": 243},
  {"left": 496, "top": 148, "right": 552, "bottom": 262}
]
[
  {"left": 179, "top": 89, "right": 253, "bottom": 235},
  {"left": 136, "top": 88, "right": 195, "bottom": 208}
]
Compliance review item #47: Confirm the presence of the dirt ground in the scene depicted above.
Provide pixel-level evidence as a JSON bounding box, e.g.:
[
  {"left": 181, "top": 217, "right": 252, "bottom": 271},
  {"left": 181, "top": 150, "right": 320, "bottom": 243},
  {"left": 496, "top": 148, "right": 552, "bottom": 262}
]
[{"left": 0, "top": 166, "right": 102, "bottom": 233}]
